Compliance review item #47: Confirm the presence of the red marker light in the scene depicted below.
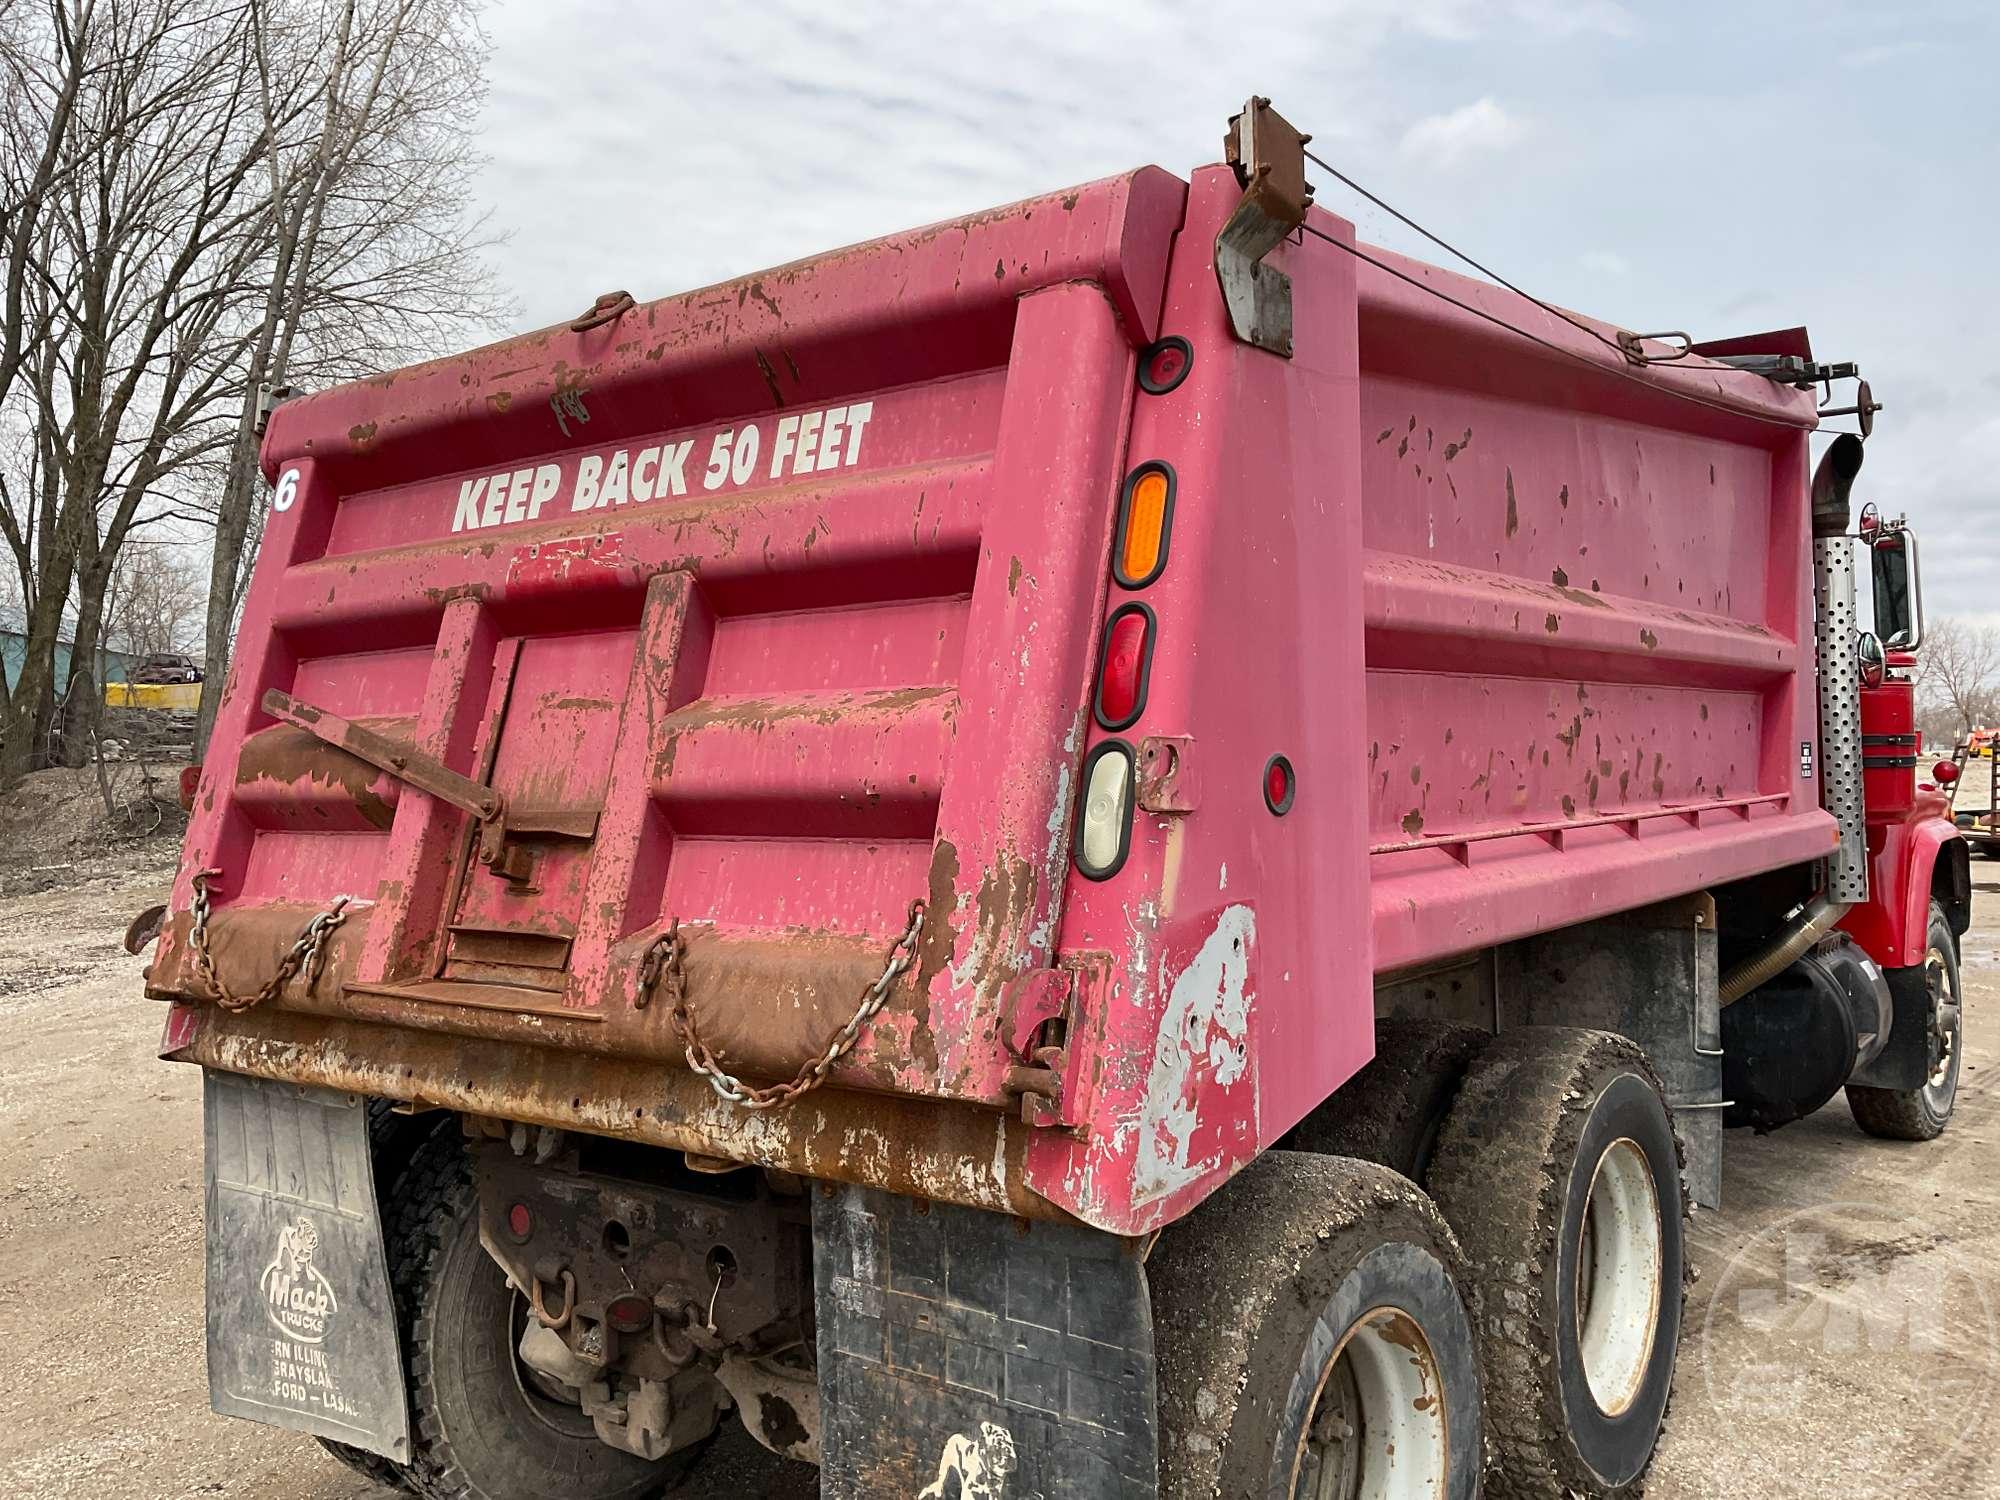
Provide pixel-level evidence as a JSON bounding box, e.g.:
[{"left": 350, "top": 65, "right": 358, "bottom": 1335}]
[
  {"left": 1934, "top": 760, "right": 1960, "bottom": 785},
  {"left": 1094, "top": 605, "right": 1154, "bottom": 731},
  {"left": 1137, "top": 335, "right": 1193, "bottom": 395},
  {"left": 1264, "top": 755, "right": 1296, "bottom": 816},
  {"left": 507, "top": 1202, "right": 533, "bottom": 1240}
]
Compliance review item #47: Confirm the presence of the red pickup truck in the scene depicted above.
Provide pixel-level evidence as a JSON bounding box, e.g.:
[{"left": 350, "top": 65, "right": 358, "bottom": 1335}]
[{"left": 147, "top": 101, "right": 1963, "bottom": 1499}]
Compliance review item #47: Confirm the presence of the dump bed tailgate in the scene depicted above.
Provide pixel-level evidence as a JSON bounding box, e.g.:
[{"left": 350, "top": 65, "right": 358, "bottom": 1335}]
[{"left": 154, "top": 170, "right": 1185, "bottom": 1209}]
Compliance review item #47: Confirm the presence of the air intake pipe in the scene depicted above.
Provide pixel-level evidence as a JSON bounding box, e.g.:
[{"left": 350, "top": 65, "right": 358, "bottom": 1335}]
[{"left": 1720, "top": 893, "right": 1853, "bottom": 1007}]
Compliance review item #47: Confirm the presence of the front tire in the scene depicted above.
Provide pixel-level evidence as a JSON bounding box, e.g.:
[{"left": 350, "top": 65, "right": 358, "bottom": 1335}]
[
  {"left": 1428, "top": 1028, "right": 1686, "bottom": 1498},
  {"left": 1153, "top": 1150, "right": 1484, "bottom": 1499},
  {"left": 1848, "top": 901, "right": 1963, "bottom": 1141}
]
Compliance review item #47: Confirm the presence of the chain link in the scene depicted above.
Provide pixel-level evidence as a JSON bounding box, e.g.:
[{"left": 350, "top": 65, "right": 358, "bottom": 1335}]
[
  {"left": 645, "top": 900, "right": 927, "bottom": 1110},
  {"left": 187, "top": 868, "right": 350, "bottom": 1013}
]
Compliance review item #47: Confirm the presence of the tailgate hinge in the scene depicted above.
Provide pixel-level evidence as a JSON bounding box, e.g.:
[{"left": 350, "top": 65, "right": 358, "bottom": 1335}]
[{"left": 999, "top": 957, "right": 1111, "bottom": 1130}]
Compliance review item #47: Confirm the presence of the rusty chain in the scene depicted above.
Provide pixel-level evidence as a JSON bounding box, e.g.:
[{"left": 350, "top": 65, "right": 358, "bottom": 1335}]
[
  {"left": 187, "top": 868, "right": 350, "bottom": 1013},
  {"left": 644, "top": 900, "right": 927, "bottom": 1110}
]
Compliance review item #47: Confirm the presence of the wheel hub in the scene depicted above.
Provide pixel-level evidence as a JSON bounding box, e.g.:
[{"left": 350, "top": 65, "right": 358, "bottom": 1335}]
[
  {"left": 1575, "top": 1138, "right": 1664, "bottom": 1417},
  {"left": 1295, "top": 1306, "right": 1449, "bottom": 1499}
]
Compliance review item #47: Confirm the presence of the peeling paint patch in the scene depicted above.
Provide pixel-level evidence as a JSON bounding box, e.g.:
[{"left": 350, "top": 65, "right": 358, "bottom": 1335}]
[{"left": 1133, "top": 905, "right": 1257, "bottom": 1204}]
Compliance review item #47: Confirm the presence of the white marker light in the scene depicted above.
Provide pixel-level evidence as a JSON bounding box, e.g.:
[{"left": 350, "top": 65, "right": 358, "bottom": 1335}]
[{"left": 1077, "top": 742, "right": 1134, "bottom": 878}]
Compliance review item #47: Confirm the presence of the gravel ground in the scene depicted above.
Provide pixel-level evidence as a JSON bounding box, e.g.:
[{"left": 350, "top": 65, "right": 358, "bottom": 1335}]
[{"left": 1, "top": 859, "right": 1993, "bottom": 1498}]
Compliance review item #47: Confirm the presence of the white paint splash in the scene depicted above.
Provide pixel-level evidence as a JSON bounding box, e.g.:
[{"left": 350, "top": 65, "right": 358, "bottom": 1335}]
[{"left": 1133, "top": 904, "right": 1256, "bottom": 1204}]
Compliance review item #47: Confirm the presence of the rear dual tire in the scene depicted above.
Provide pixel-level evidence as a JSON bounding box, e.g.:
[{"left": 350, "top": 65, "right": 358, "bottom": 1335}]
[
  {"left": 1427, "top": 1028, "right": 1686, "bottom": 1499},
  {"left": 1153, "top": 1151, "right": 1485, "bottom": 1499}
]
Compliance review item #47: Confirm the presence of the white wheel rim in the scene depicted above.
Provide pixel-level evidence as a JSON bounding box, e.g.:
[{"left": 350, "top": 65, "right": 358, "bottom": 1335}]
[
  {"left": 1925, "top": 943, "right": 1961, "bottom": 1103},
  {"left": 1295, "top": 1306, "right": 1450, "bottom": 1499},
  {"left": 1576, "top": 1137, "right": 1664, "bottom": 1416}
]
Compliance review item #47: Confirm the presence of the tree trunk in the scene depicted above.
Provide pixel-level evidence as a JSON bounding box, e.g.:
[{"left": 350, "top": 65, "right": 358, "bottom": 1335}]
[
  {"left": 194, "top": 404, "right": 263, "bottom": 759},
  {"left": 58, "top": 564, "right": 110, "bottom": 768},
  {"left": 0, "top": 554, "right": 74, "bottom": 781}
]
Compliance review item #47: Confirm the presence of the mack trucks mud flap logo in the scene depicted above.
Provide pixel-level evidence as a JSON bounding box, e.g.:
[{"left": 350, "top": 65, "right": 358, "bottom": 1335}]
[
  {"left": 259, "top": 1214, "right": 339, "bottom": 1344},
  {"left": 919, "top": 1422, "right": 1031, "bottom": 1499}
]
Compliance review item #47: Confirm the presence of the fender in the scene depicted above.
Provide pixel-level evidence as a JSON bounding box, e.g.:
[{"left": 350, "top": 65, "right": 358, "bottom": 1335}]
[{"left": 1841, "top": 800, "right": 1967, "bottom": 969}]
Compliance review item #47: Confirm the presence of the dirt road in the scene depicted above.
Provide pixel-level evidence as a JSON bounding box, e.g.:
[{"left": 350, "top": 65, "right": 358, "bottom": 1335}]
[{"left": 2, "top": 859, "right": 1994, "bottom": 1498}]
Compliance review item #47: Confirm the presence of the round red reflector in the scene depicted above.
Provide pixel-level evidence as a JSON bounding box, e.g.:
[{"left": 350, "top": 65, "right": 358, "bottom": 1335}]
[
  {"left": 607, "top": 1294, "right": 653, "bottom": 1333},
  {"left": 1264, "top": 754, "right": 1296, "bottom": 815},
  {"left": 506, "top": 1202, "right": 532, "bottom": 1240},
  {"left": 1137, "top": 335, "right": 1193, "bottom": 396},
  {"left": 1094, "top": 605, "right": 1154, "bottom": 731},
  {"left": 1935, "top": 760, "right": 1960, "bottom": 784}
]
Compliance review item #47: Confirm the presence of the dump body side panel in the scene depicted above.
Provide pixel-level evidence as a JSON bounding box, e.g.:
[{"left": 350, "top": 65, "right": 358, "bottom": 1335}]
[
  {"left": 1023, "top": 167, "right": 1830, "bottom": 1235},
  {"left": 1352, "top": 243, "right": 1832, "bottom": 973}
]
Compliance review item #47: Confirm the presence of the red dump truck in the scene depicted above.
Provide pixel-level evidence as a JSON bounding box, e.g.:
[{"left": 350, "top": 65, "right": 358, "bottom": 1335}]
[{"left": 145, "top": 101, "right": 1965, "bottom": 1498}]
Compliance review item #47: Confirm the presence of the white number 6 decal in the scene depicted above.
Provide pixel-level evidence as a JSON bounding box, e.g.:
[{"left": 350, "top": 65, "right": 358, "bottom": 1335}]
[{"left": 273, "top": 467, "right": 300, "bottom": 512}]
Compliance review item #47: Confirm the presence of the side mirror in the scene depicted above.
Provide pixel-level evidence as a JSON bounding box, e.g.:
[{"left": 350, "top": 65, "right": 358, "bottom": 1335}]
[
  {"left": 1870, "top": 526, "right": 1922, "bottom": 651},
  {"left": 1856, "top": 630, "right": 1887, "bottom": 688}
]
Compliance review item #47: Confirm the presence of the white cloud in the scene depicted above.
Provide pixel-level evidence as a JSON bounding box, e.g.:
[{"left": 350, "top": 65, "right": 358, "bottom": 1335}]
[
  {"left": 1581, "top": 250, "right": 1631, "bottom": 276},
  {"left": 1510, "top": 0, "right": 1636, "bottom": 39},
  {"left": 1841, "top": 39, "right": 1935, "bottom": 69},
  {"left": 1398, "top": 98, "right": 1526, "bottom": 169}
]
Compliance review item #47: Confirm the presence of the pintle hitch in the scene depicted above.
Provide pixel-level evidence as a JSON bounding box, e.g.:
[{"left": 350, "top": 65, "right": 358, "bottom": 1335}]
[{"left": 1217, "top": 96, "right": 1313, "bottom": 356}]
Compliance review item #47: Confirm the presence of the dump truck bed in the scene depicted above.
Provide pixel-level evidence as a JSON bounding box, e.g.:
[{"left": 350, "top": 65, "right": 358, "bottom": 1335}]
[{"left": 155, "top": 161, "right": 1829, "bottom": 1235}]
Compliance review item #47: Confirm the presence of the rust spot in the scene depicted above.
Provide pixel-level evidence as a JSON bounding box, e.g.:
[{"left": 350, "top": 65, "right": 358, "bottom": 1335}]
[
  {"left": 1442, "top": 428, "right": 1472, "bottom": 462},
  {"left": 1639, "top": 628, "right": 1659, "bottom": 650},
  {"left": 1552, "top": 565, "right": 1569, "bottom": 587},
  {"left": 348, "top": 421, "right": 378, "bottom": 449},
  {"left": 1559, "top": 484, "right": 1570, "bottom": 509},
  {"left": 753, "top": 349, "right": 784, "bottom": 408},
  {"left": 917, "top": 839, "right": 960, "bottom": 994},
  {"left": 1007, "top": 556, "right": 1023, "bottom": 596},
  {"left": 1561, "top": 794, "right": 1577, "bottom": 818},
  {"left": 746, "top": 279, "right": 782, "bottom": 321},
  {"left": 994, "top": 258, "right": 1006, "bottom": 280},
  {"left": 1505, "top": 469, "right": 1519, "bottom": 538},
  {"left": 1376, "top": 427, "right": 1396, "bottom": 444},
  {"left": 1545, "top": 612, "right": 1561, "bottom": 634},
  {"left": 1401, "top": 809, "right": 1425, "bottom": 836},
  {"left": 1409, "top": 763, "right": 1422, "bottom": 785}
]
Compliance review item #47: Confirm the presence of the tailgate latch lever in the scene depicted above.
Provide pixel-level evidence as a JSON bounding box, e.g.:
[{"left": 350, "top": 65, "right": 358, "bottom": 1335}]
[{"left": 262, "top": 689, "right": 533, "bottom": 878}]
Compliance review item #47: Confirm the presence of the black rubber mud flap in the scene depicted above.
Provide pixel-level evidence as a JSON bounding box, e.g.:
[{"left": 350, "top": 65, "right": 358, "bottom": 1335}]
[
  {"left": 203, "top": 1070, "right": 410, "bottom": 1463},
  {"left": 814, "top": 1185, "right": 1158, "bottom": 1499}
]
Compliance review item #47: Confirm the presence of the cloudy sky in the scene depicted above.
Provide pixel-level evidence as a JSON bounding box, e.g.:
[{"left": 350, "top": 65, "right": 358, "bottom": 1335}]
[{"left": 469, "top": 0, "right": 1998, "bottom": 616}]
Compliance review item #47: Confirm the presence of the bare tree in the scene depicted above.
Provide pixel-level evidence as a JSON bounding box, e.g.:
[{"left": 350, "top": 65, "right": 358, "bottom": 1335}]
[
  {"left": 8, "top": 0, "right": 289, "bottom": 773},
  {"left": 193, "top": 0, "right": 504, "bottom": 756},
  {"left": 1914, "top": 615, "right": 2000, "bottom": 745},
  {"left": 108, "top": 541, "right": 206, "bottom": 657},
  {"left": 0, "top": 0, "right": 501, "bottom": 782}
]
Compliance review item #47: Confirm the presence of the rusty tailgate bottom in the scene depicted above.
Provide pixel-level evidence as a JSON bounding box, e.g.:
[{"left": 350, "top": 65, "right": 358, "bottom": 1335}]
[{"left": 165, "top": 1004, "right": 1066, "bottom": 1222}]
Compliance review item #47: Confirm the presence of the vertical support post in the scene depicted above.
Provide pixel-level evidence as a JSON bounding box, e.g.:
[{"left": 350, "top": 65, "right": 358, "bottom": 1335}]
[
  {"left": 569, "top": 569, "right": 713, "bottom": 1007},
  {"left": 921, "top": 282, "right": 1135, "bottom": 1099},
  {"left": 353, "top": 596, "right": 499, "bottom": 984}
]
